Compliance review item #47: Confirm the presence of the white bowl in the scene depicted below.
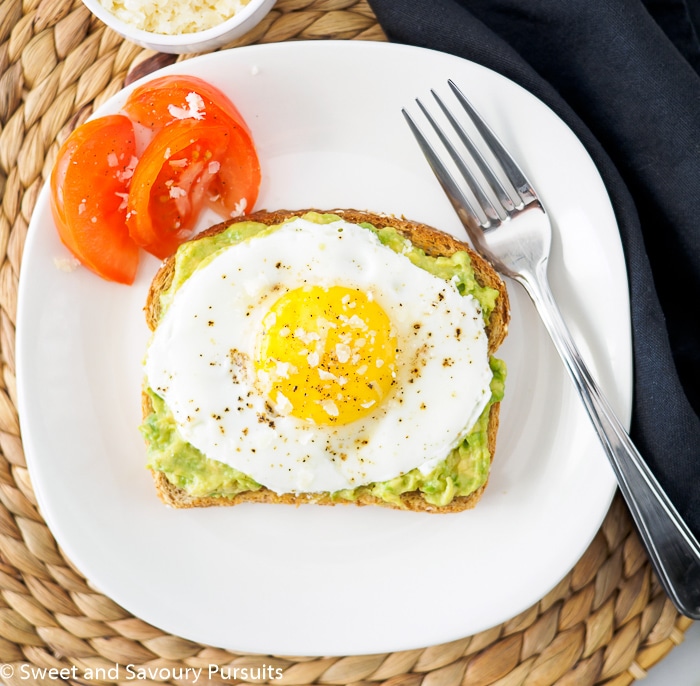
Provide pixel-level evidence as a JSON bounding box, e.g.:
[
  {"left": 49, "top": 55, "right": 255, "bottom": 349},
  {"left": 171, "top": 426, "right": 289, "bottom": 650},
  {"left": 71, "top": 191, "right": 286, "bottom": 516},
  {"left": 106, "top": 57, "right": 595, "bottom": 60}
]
[{"left": 81, "top": 0, "right": 277, "bottom": 54}]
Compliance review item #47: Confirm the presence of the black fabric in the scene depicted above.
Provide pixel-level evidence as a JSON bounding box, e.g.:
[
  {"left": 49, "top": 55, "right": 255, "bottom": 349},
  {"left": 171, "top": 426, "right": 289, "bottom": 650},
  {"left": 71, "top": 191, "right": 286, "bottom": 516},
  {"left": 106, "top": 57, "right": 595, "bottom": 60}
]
[{"left": 367, "top": 0, "right": 700, "bottom": 538}]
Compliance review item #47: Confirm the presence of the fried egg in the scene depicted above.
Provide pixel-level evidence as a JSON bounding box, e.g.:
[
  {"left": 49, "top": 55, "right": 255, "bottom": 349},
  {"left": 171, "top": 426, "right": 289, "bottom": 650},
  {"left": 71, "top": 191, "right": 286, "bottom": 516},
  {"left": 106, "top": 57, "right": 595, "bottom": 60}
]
[{"left": 144, "top": 216, "right": 493, "bottom": 494}]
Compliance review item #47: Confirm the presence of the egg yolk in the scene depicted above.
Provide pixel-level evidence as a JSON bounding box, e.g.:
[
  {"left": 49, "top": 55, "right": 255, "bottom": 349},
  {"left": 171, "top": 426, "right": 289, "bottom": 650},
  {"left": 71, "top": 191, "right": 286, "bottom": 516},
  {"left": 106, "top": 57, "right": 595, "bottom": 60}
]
[{"left": 256, "top": 285, "right": 397, "bottom": 425}]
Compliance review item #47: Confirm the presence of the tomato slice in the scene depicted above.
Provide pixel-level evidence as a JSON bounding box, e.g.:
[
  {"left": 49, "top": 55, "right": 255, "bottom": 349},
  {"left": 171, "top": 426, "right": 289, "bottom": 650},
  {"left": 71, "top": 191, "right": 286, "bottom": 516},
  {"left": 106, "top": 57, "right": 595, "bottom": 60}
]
[
  {"left": 50, "top": 115, "right": 140, "bottom": 284},
  {"left": 50, "top": 76, "right": 262, "bottom": 281},
  {"left": 122, "top": 75, "right": 251, "bottom": 134},
  {"left": 127, "top": 118, "right": 235, "bottom": 259},
  {"left": 205, "top": 120, "right": 261, "bottom": 218},
  {"left": 123, "top": 74, "right": 261, "bottom": 222}
]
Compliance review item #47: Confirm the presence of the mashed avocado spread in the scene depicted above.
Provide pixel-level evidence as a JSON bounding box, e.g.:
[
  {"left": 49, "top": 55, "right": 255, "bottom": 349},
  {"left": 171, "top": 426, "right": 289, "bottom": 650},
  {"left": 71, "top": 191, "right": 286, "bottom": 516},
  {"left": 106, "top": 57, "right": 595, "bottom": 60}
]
[{"left": 141, "top": 212, "right": 506, "bottom": 507}]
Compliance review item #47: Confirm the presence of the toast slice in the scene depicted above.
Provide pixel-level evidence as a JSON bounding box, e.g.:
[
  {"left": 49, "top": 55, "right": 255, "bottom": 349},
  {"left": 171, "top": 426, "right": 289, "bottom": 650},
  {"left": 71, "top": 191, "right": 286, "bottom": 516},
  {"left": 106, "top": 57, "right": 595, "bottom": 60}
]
[{"left": 143, "top": 209, "right": 510, "bottom": 512}]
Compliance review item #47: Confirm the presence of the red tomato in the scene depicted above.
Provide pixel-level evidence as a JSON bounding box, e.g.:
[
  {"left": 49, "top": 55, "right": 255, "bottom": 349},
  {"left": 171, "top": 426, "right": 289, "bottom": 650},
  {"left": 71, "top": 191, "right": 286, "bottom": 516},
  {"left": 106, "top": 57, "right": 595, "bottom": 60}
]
[
  {"left": 50, "top": 115, "right": 140, "bottom": 285},
  {"left": 49, "top": 76, "right": 262, "bottom": 283},
  {"left": 122, "top": 75, "right": 252, "bottom": 134},
  {"left": 204, "top": 119, "right": 261, "bottom": 219},
  {"left": 123, "top": 75, "right": 261, "bottom": 255},
  {"left": 126, "top": 119, "right": 234, "bottom": 259}
]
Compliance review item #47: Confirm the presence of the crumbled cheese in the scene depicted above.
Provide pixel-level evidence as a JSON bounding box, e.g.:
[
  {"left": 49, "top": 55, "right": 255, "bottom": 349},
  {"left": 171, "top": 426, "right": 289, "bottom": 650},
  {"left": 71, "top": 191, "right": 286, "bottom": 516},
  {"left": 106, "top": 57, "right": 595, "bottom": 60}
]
[
  {"left": 169, "top": 186, "right": 187, "bottom": 199},
  {"left": 98, "top": 0, "right": 252, "bottom": 35},
  {"left": 274, "top": 361, "right": 293, "bottom": 379},
  {"left": 347, "top": 314, "right": 367, "bottom": 330},
  {"left": 335, "top": 344, "right": 351, "bottom": 363},
  {"left": 275, "top": 392, "right": 293, "bottom": 416},
  {"left": 321, "top": 400, "right": 339, "bottom": 417},
  {"left": 230, "top": 197, "right": 247, "bottom": 217},
  {"left": 53, "top": 256, "right": 81, "bottom": 272},
  {"left": 294, "top": 328, "right": 321, "bottom": 345},
  {"left": 115, "top": 191, "right": 129, "bottom": 211},
  {"left": 116, "top": 156, "right": 138, "bottom": 183},
  {"left": 168, "top": 92, "right": 206, "bottom": 121}
]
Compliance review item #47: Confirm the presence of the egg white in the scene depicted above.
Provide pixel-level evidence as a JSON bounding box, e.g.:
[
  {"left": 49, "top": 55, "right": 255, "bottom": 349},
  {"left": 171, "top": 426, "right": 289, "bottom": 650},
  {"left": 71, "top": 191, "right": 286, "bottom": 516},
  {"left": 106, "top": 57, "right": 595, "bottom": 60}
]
[{"left": 144, "top": 216, "right": 493, "bottom": 494}]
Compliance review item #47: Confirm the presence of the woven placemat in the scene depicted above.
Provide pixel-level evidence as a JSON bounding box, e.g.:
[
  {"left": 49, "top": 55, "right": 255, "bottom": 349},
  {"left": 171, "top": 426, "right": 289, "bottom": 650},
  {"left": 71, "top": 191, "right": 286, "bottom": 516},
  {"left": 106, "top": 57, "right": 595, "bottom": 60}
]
[{"left": 0, "top": 0, "right": 693, "bottom": 684}]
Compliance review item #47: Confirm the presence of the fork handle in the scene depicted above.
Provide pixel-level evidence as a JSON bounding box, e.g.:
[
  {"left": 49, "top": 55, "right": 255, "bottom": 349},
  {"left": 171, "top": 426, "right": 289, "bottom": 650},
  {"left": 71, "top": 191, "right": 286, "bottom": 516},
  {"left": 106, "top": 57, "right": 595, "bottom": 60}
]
[{"left": 518, "top": 261, "right": 700, "bottom": 619}]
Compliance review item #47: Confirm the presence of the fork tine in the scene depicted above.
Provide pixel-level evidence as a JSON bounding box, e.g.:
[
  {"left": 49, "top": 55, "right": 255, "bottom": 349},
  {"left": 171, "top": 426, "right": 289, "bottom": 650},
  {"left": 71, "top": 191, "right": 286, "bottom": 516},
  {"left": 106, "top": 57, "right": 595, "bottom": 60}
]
[
  {"left": 414, "top": 98, "right": 501, "bottom": 227},
  {"left": 430, "top": 89, "right": 515, "bottom": 214},
  {"left": 401, "top": 107, "right": 489, "bottom": 233},
  {"left": 448, "top": 79, "right": 537, "bottom": 206}
]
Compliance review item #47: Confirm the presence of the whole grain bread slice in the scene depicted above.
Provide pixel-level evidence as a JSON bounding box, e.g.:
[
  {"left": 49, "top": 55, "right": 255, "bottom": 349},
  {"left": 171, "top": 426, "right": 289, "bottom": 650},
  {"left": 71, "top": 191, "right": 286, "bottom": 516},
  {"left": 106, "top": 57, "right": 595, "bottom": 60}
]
[{"left": 144, "top": 209, "right": 510, "bottom": 512}]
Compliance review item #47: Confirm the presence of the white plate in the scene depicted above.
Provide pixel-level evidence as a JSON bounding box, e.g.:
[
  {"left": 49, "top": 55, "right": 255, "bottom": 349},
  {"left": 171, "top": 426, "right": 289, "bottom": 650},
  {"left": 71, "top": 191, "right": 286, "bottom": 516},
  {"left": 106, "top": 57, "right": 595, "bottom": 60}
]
[{"left": 16, "top": 41, "right": 631, "bottom": 657}]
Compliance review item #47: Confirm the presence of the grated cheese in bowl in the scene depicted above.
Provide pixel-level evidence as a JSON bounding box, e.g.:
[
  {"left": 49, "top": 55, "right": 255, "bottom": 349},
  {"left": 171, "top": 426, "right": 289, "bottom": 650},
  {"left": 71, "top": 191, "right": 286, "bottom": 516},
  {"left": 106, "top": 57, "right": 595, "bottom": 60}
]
[
  {"left": 98, "top": 0, "right": 252, "bottom": 35},
  {"left": 81, "top": 0, "right": 275, "bottom": 53}
]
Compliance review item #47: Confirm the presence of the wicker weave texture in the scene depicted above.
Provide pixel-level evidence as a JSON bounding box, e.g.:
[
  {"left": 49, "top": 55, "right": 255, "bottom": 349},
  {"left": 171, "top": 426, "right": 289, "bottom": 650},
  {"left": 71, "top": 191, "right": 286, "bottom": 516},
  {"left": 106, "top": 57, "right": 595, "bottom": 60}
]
[{"left": 0, "top": 0, "right": 693, "bottom": 684}]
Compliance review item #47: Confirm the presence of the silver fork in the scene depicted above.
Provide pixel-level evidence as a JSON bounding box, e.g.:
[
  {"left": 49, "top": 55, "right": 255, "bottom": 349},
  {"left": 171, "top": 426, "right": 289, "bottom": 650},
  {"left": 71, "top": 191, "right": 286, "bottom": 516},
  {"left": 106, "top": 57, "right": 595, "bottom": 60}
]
[{"left": 403, "top": 80, "right": 700, "bottom": 619}]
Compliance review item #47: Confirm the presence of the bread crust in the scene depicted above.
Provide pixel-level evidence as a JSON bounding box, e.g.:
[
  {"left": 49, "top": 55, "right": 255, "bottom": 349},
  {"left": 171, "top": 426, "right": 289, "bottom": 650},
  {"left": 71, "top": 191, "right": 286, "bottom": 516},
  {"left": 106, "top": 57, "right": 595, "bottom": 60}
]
[{"left": 144, "top": 209, "right": 509, "bottom": 512}]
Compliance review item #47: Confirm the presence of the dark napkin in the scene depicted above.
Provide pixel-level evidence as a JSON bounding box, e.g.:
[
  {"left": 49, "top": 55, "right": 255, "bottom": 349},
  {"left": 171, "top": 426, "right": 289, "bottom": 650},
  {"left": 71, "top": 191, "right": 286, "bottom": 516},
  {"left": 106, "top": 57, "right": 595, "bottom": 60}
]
[{"left": 367, "top": 0, "right": 700, "bottom": 538}]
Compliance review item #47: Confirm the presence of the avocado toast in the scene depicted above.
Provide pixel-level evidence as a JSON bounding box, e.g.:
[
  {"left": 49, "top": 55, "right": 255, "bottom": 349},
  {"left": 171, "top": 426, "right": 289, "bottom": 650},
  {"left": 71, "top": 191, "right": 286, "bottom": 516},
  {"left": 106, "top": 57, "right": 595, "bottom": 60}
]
[{"left": 141, "top": 209, "right": 509, "bottom": 512}]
